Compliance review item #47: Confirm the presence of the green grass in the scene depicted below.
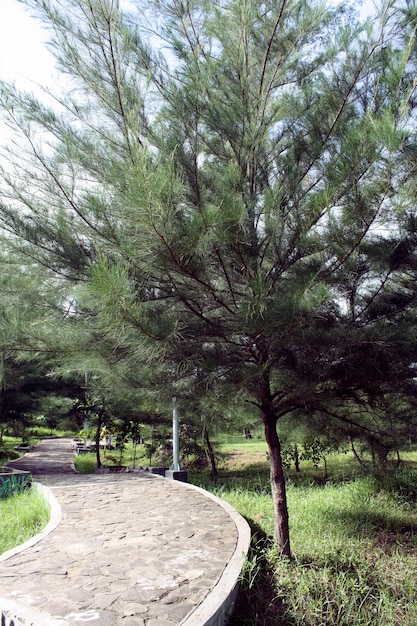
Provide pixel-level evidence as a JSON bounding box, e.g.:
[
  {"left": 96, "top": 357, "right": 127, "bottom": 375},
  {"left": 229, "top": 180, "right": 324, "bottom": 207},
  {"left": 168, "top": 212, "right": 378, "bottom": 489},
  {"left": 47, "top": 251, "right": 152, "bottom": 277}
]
[
  {"left": 0, "top": 428, "right": 66, "bottom": 555},
  {"left": 73, "top": 442, "right": 152, "bottom": 472},
  {"left": 0, "top": 436, "right": 23, "bottom": 464},
  {"left": 189, "top": 451, "right": 417, "bottom": 626},
  {"left": 73, "top": 452, "right": 97, "bottom": 473},
  {"left": 280, "top": 477, "right": 417, "bottom": 626},
  {"left": 0, "top": 487, "right": 50, "bottom": 555}
]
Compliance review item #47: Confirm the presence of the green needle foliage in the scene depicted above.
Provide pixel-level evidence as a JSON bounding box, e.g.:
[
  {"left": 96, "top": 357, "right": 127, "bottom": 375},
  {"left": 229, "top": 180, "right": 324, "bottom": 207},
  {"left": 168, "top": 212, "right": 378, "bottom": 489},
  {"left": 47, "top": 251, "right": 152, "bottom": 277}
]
[{"left": 1, "top": 0, "right": 417, "bottom": 555}]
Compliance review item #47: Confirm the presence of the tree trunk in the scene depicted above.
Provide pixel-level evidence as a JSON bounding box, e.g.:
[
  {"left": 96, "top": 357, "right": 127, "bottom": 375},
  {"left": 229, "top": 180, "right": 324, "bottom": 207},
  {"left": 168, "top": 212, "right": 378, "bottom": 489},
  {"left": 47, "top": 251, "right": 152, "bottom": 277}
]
[
  {"left": 263, "top": 411, "right": 291, "bottom": 558},
  {"left": 95, "top": 408, "right": 104, "bottom": 469},
  {"left": 294, "top": 443, "right": 300, "bottom": 473},
  {"left": 257, "top": 360, "right": 291, "bottom": 558},
  {"left": 349, "top": 436, "right": 367, "bottom": 470},
  {"left": 323, "top": 455, "right": 328, "bottom": 480},
  {"left": 203, "top": 424, "right": 218, "bottom": 481}
]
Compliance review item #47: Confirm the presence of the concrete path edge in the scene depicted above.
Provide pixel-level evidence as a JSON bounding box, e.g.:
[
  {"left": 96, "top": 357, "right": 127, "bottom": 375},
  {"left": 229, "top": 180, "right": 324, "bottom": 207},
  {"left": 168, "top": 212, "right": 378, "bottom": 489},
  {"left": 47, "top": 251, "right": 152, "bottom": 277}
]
[{"left": 175, "top": 481, "right": 252, "bottom": 626}]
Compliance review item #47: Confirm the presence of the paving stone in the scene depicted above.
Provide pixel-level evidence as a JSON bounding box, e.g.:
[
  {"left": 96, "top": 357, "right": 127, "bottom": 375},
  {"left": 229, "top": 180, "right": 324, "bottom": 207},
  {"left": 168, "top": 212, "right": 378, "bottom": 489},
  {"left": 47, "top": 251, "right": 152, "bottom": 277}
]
[
  {"left": 41, "top": 599, "right": 73, "bottom": 615},
  {"left": 113, "top": 599, "right": 149, "bottom": 615},
  {"left": 66, "top": 609, "right": 118, "bottom": 626},
  {"left": 119, "top": 617, "right": 146, "bottom": 626}
]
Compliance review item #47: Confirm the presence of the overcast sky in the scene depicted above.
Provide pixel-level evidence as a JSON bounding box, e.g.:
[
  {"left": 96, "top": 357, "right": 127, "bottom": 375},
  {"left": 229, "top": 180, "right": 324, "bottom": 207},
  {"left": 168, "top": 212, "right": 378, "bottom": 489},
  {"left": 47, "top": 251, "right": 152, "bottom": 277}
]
[
  {"left": 1, "top": 0, "right": 378, "bottom": 91},
  {"left": 0, "top": 0, "right": 55, "bottom": 89}
]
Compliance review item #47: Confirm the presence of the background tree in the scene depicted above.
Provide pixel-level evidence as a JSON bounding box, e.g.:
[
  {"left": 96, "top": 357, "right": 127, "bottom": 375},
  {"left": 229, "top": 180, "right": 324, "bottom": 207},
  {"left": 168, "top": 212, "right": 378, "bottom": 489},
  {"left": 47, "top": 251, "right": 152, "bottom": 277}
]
[
  {"left": 0, "top": 256, "right": 83, "bottom": 437},
  {"left": 1, "top": 0, "right": 416, "bottom": 557}
]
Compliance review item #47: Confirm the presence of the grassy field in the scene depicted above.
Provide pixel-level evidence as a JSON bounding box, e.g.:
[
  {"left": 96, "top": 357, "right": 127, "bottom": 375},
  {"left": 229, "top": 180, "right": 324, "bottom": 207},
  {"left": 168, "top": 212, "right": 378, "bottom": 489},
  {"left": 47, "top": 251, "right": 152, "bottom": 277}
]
[{"left": 188, "top": 438, "right": 417, "bottom": 626}]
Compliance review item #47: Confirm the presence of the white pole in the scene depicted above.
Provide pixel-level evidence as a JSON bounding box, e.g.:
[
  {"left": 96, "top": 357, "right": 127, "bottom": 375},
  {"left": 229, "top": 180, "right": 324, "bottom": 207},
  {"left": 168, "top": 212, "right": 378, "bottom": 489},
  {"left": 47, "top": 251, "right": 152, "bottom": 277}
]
[
  {"left": 83, "top": 372, "right": 88, "bottom": 449},
  {"left": 171, "top": 396, "right": 181, "bottom": 471},
  {"left": 83, "top": 418, "right": 88, "bottom": 450}
]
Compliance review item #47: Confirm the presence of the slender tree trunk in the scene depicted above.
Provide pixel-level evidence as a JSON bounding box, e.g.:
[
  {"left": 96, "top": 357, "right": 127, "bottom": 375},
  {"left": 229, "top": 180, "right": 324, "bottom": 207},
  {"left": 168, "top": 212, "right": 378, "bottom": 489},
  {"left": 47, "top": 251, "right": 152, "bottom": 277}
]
[
  {"left": 294, "top": 443, "right": 300, "bottom": 473},
  {"left": 95, "top": 408, "right": 104, "bottom": 469},
  {"left": 395, "top": 447, "right": 401, "bottom": 467},
  {"left": 263, "top": 412, "right": 291, "bottom": 558},
  {"left": 203, "top": 424, "right": 217, "bottom": 481},
  {"left": 349, "top": 436, "right": 367, "bottom": 469},
  {"left": 257, "top": 358, "right": 291, "bottom": 557},
  {"left": 258, "top": 371, "right": 290, "bottom": 557},
  {"left": 323, "top": 455, "right": 328, "bottom": 480}
]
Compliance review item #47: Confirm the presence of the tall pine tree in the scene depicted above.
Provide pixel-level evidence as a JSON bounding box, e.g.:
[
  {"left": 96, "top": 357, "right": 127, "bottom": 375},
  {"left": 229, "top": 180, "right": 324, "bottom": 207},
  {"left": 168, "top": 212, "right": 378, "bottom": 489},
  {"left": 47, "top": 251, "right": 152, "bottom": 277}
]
[{"left": 1, "top": 0, "right": 416, "bottom": 555}]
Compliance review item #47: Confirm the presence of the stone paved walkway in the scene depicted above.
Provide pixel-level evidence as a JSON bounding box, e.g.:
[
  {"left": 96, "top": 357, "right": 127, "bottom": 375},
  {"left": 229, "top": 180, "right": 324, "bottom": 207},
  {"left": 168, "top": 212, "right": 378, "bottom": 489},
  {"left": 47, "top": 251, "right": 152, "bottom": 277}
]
[{"left": 0, "top": 439, "right": 250, "bottom": 626}]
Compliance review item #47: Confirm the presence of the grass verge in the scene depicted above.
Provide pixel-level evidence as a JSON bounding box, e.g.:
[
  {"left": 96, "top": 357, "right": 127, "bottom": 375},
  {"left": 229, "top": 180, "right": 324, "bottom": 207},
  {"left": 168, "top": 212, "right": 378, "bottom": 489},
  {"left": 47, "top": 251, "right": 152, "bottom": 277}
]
[{"left": 0, "top": 486, "right": 50, "bottom": 555}]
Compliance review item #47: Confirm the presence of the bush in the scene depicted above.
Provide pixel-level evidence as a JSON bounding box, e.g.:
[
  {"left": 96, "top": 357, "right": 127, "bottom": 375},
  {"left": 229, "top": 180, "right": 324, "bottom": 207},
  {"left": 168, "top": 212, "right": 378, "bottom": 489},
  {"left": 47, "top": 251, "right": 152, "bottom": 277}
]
[{"left": 373, "top": 465, "right": 417, "bottom": 504}]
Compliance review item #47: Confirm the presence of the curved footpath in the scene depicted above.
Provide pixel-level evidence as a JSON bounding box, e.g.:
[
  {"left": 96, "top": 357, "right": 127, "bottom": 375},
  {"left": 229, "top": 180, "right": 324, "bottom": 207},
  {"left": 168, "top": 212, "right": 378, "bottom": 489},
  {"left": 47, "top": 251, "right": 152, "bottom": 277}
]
[{"left": 0, "top": 438, "right": 251, "bottom": 626}]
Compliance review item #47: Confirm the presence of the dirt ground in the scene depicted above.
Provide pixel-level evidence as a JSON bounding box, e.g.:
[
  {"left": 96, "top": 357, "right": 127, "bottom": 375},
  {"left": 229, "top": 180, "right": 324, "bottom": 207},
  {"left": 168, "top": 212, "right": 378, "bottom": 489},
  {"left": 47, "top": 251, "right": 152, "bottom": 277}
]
[{"left": 222, "top": 447, "right": 269, "bottom": 471}]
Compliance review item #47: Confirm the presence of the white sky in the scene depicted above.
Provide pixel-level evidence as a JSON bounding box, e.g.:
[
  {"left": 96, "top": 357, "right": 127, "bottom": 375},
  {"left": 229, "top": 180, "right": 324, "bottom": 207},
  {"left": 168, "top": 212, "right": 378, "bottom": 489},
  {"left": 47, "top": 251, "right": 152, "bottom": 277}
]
[
  {"left": 0, "top": 0, "right": 378, "bottom": 89},
  {"left": 0, "top": 0, "right": 378, "bottom": 91},
  {"left": 0, "top": 0, "right": 56, "bottom": 90}
]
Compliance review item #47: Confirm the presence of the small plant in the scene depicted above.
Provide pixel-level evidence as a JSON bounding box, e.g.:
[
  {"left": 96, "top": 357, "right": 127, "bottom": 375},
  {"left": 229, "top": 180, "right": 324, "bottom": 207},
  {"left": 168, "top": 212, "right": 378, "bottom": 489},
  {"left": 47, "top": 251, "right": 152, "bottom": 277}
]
[
  {"left": 300, "top": 437, "right": 337, "bottom": 480},
  {"left": 115, "top": 433, "right": 127, "bottom": 466},
  {"left": 0, "top": 473, "right": 31, "bottom": 499},
  {"left": 240, "top": 551, "right": 262, "bottom": 591}
]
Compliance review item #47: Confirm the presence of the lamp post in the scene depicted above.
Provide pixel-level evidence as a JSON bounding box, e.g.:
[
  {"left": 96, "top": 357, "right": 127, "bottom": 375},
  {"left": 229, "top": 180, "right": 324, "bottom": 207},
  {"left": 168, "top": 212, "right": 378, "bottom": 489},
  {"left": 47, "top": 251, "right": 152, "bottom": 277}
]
[
  {"left": 171, "top": 396, "right": 181, "bottom": 471},
  {"left": 166, "top": 396, "right": 188, "bottom": 482},
  {"left": 83, "top": 372, "right": 88, "bottom": 450}
]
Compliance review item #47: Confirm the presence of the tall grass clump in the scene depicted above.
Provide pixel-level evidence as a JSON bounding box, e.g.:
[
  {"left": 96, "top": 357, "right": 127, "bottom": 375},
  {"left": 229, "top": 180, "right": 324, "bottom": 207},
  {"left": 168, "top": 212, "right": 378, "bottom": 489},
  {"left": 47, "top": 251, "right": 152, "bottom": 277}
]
[
  {"left": 0, "top": 487, "right": 50, "bottom": 554},
  {"left": 276, "top": 476, "right": 417, "bottom": 625},
  {"left": 73, "top": 453, "right": 97, "bottom": 473}
]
